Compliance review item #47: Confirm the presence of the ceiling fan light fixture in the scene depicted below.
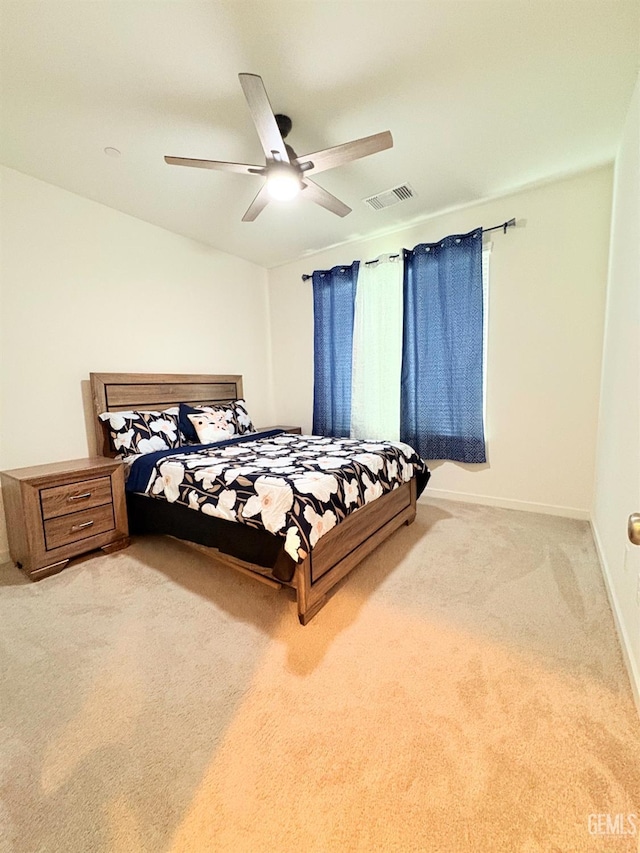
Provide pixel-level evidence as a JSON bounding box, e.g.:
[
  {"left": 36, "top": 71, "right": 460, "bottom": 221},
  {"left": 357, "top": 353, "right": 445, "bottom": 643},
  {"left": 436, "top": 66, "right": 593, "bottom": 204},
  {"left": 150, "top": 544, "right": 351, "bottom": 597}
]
[{"left": 266, "top": 165, "right": 301, "bottom": 201}]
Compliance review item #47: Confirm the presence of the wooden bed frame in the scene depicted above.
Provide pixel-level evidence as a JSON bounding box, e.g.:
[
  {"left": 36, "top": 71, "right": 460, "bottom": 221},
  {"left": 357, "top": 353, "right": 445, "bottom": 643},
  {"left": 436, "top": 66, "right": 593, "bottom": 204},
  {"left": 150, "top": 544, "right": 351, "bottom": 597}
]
[{"left": 90, "top": 372, "right": 418, "bottom": 624}]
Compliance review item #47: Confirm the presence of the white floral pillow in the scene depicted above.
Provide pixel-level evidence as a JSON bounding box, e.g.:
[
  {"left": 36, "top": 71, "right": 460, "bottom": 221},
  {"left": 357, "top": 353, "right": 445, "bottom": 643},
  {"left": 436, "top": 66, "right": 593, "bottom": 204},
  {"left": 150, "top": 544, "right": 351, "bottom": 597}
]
[
  {"left": 99, "top": 407, "right": 180, "bottom": 459},
  {"left": 187, "top": 410, "right": 235, "bottom": 445},
  {"left": 178, "top": 400, "right": 255, "bottom": 443}
]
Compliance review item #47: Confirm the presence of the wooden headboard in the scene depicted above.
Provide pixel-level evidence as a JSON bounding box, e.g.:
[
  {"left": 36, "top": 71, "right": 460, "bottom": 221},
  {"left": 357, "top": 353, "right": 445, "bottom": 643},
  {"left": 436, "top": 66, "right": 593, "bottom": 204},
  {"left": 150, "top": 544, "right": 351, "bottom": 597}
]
[{"left": 90, "top": 372, "right": 244, "bottom": 458}]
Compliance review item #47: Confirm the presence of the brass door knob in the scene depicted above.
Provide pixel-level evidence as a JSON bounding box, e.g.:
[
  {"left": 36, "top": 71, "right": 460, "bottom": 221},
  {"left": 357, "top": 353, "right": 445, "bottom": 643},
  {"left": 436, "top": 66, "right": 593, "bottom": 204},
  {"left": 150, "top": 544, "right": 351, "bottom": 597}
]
[{"left": 628, "top": 513, "right": 640, "bottom": 546}]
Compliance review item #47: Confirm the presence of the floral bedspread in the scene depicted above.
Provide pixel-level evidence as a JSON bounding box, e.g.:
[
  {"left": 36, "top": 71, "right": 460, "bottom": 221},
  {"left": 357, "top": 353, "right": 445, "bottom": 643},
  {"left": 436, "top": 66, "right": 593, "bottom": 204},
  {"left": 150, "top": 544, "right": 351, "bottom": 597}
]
[{"left": 126, "top": 432, "right": 427, "bottom": 562}]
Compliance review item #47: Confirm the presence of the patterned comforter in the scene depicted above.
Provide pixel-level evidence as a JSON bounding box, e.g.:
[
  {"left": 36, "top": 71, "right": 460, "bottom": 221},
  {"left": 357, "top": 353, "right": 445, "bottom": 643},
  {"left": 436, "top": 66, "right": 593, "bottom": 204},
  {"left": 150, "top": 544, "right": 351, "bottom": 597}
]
[{"left": 126, "top": 431, "right": 427, "bottom": 563}]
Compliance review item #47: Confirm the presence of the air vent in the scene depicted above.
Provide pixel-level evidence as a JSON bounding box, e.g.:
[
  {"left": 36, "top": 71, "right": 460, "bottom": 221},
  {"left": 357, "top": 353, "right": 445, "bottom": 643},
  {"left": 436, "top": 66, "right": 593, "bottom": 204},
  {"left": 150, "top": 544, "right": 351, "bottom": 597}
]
[{"left": 364, "top": 183, "right": 416, "bottom": 211}]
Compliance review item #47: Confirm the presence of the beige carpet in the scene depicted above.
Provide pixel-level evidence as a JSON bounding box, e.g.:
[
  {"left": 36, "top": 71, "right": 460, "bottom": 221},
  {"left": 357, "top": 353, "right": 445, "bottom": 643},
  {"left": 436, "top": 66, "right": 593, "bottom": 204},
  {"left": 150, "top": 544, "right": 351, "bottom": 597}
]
[{"left": 1, "top": 499, "right": 639, "bottom": 853}]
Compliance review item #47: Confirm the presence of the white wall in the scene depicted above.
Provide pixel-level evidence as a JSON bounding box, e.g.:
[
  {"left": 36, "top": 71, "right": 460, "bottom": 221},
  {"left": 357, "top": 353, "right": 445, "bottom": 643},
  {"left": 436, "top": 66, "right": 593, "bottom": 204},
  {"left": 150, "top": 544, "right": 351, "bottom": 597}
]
[
  {"left": 591, "top": 76, "right": 640, "bottom": 708},
  {"left": 0, "top": 166, "right": 274, "bottom": 555},
  {"left": 268, "top": 167, "right": 612, "bottom": 517}
]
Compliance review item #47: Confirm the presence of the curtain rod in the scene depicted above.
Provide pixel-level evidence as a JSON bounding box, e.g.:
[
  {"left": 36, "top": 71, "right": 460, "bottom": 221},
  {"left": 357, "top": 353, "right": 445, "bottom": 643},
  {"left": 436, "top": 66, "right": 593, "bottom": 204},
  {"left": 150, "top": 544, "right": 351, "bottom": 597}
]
[{"left": 301, "top": 218, "right": 516, "bottom": 280}]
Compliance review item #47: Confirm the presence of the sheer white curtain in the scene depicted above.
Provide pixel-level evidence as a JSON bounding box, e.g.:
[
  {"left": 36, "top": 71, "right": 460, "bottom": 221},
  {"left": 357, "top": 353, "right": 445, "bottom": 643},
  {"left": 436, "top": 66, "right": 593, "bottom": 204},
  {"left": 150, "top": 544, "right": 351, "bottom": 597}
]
[{"left": 350, "top": 254, "right": 403, "bottom": 440}]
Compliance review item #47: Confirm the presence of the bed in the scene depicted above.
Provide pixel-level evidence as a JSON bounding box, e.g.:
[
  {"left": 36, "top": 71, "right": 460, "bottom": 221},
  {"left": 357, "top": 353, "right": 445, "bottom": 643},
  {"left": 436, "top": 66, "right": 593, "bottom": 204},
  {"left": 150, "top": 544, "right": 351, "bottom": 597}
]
[{"left": 90, "top": 372, "right": 429, "bottom": 624}]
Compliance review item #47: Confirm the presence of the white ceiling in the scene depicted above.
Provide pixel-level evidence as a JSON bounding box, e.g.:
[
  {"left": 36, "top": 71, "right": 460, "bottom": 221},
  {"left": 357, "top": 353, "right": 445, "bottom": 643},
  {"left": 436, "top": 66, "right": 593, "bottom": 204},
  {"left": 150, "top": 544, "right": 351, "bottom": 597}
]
[{"left": 1, "top": 1, "right": 638, "bottom": 269}]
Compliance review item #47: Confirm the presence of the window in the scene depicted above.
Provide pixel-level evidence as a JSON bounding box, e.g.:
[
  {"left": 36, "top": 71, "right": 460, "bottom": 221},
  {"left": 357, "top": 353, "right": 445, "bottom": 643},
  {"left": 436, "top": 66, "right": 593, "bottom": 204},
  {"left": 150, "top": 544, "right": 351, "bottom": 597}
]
[{"left": 312, "top": 229, "right": 487, "bottom": 463}]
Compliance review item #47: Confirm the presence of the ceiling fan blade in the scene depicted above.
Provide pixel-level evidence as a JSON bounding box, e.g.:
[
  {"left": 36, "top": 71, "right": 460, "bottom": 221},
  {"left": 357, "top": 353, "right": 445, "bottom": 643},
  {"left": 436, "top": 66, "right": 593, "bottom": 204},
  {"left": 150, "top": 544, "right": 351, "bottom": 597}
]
[
  {"left": 242, "top": 183, "right": 271, "bottom": 222},
  {"left": 238, "top": 73, "right": 289, "bottom": 163},
  {"left": 302, "top": 179, "right": 351, "bottom": 217},
  {"left": 164, "top": 156, "right": 263, "bottom": 175},
  {"left": 297, "top": 131, "right": 393, "bottom": 176}
]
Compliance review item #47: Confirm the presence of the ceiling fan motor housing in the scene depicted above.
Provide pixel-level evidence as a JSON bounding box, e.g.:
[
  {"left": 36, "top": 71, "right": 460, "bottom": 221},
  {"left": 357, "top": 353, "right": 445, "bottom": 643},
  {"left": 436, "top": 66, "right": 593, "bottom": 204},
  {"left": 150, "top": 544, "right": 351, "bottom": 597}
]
[{"left": 275, "top": 114, "right": 292, "bottom": 139}]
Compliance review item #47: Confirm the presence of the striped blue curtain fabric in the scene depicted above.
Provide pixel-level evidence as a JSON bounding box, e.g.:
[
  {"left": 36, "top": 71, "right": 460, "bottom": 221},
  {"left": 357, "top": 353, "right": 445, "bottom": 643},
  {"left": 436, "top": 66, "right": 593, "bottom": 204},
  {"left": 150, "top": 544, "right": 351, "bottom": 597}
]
[
  {"left": 400, "top": 228, "right": 486, "bottom": 463},
  {"left": 311, "top": 262, "right": 359, "bottom": 437}
]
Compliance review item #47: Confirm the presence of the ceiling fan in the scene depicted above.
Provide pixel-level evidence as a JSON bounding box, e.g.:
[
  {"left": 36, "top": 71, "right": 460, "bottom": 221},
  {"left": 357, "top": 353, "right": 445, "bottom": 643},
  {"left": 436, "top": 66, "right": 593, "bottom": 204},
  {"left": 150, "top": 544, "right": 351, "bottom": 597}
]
[{"left": 164, "top": 73, "right": 393, "bottom": 222}]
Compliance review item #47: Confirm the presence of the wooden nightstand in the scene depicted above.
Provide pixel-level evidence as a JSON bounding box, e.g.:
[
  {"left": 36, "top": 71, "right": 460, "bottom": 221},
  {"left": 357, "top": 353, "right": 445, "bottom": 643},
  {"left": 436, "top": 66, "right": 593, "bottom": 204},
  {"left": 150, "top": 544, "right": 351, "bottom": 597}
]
[
  {"left": 257, "top": 425, "right": 302, "bottom": 434},
  {"left": 1, "top": 457, "right": 129, "bottom": 580}
]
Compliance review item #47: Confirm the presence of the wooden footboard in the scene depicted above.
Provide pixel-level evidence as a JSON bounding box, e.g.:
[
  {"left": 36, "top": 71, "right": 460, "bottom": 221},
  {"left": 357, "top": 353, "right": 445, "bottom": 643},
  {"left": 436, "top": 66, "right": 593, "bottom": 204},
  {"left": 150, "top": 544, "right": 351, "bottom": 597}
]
[
  {"left": 294, "top": 477, "right": 417, "bottom": 625},
  {"left": 160, "top": 478, "right": 418, "bottom": 625}
]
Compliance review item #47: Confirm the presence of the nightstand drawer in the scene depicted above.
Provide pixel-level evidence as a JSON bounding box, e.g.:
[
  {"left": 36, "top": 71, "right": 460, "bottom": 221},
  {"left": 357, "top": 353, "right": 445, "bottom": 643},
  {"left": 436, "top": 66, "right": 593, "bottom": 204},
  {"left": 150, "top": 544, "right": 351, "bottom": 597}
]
[
  {"left": 40, "top": 476, "right": 112, "bottom": 520},
  {"left": 44, "top": 503, "right": 115, "bottom": 551}
]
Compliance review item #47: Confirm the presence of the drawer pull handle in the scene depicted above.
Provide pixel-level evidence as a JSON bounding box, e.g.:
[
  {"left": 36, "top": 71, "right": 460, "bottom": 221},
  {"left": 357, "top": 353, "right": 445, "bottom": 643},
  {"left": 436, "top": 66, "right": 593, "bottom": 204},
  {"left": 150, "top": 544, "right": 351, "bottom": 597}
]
[
  {"left": 68, "top": 492, "right": 91, "bottom": 502},
  {"left": 70, "top": 520, "right": 94, "bottom": 532}
]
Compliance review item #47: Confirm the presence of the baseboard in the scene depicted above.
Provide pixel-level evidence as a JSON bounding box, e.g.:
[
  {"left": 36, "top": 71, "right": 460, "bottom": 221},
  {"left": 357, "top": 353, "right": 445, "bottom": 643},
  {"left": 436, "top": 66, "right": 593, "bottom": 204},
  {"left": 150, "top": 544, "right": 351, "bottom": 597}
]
[
  {"left": 590, "top": 519, "right": 640, "bottom": 717},
  {"left": 420, "top": 487, "right": 589, "bottom": 520}
]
